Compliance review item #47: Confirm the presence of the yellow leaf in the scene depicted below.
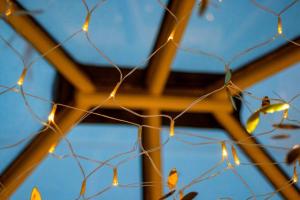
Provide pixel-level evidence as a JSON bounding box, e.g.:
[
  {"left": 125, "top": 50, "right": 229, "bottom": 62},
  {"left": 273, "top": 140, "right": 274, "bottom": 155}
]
[
  {"left": 80, "top": 180, "right": 86, "bottom": 196},
  {"left": 272, "top": 123, "right": 300, "bottom": 130},
  {"left": 167, "top": 168, "right": 178, "bottom": 190},
  {"left": 259, "top": 103, "right": 289, "bottom": 114},
  {"left": 31, "top": 187, "right": 42, "bottom": 200},
  {"left": 246, "top": 111, "right": 260, "bottom": 133}
]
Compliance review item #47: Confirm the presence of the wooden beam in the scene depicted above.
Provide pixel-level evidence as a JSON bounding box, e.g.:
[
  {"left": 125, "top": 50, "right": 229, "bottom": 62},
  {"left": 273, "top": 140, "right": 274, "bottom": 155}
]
[
  {"left": 141, "top": 109, "right": 162, "bottom": 200},
  {"left": 146, "top": 0, "right": 196, "bottom": 95},
  {"left": 203, "top": 36, "right": 300, "bottom": 97},
  {"left": 0, "top": 0, "right": 96, "bottom": 93},
  {"left": 213, "top": 112, "right": 300, "bottom": 199},
  {"left": 76, "top": 92, "right": 232, "bottom": 113},
  {"left": 0, "top": 104, "right": 88, "bottom": 199},
  {"left": 232, "top": 36, "right": 300, "bottom": 90}
]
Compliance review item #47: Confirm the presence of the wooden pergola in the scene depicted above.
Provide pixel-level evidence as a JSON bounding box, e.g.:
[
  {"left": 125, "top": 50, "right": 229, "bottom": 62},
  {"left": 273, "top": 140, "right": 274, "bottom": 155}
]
[{"left": 1, "top": 0, "right": 300, "bottom": 199}]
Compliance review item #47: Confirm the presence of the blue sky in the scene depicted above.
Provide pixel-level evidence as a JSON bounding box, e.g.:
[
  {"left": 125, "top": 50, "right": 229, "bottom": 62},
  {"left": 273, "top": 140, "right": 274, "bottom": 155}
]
[{"left": 1, "top": 0, "right": 300, "bottom": 199}]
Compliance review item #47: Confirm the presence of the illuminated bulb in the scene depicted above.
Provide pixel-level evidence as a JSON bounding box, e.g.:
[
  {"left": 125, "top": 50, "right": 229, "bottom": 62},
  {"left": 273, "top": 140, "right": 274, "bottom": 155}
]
[
  {"left": 80, "top": 180, "right": 86, "bottom": 196},
  {"left": 82, "top": 13, "right": 91, "bottom": 32},
  {"left": 48, "top": 143, "right": 56, "bottom": 154},
  {"left": 293, "top": 164, "right": 298, "bottom": 183},
  {"left": 17, "top": 68, "right": 28, "bottom": 86},
  {"left": 169, "top": 120, "right": 175, "bottom": 137},
  {"left": 277, "top": 17, "right": 283, "bottom": 35},
  {"left": 168, "top": 29, "right": 176, "bottom": 41},
  {"left": 231, "top": 145, "right": 240, "bottom": 166},
  {"left": 112, "top": 167, "right": 119, "bottom": 186},
  {"left": 5, "top": 0, "right": 13, "bottom": 16},
  {"left": 48, "top": 104, "right": 57, "bottom": 123},
  {"left": 221, "top": 141, "right": 228, "bottom": 161},
  {"left": 283, "top": 109, "right": 288, "bottom": 119},
  {"left": 179, "top": 190, "right": 184, "bottom": 200},
  {"left": 110, "top": 82, "right": 121, "bottom": 98}
]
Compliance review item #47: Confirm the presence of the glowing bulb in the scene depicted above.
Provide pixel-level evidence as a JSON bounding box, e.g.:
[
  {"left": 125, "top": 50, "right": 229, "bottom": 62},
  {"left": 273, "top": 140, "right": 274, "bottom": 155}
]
[
  {"left": 112, "top": 167, "right": 119, "bottom": 186},
  {"left": 5, "top": 0, "right": 13, "bottom": 16},
  {"left": 17, "top": 68, "right": 28, "bottom": 86},
  {"left": 48, "top": 104, "right": 57, "bottom": 123},
  {"left": 231, "top": 145, "right": 240, "bottom": 166},
  {"left": 179, "top": 190, "right": 184, "bottom": 200},
  {"left": 293, "top": 164, "right": 298, "bottom": 183},
  {"left": 82, "top": 13, "right": 91, "bottom": 32},
  {"left": 80, "top": 180, "right": 86, "bottom": 196},
  {"left": 221, "top": 141, "right": 228, "bottom": 161},
  {"left": 277, "top": 17, "right": 283, "bottom": 35},
  {"left": 30, "top": 187, "right": 42, "bottom": 200},
  {"left": 110, "top": 82, "right": 121, "bottom": 98},
  {"left": 48, "top": 143, "right": 56, "bottom": 154},
  {"left": 283, "top": 109, "right": 288, "bottom": 119},
  {"left": 168, "top": 29, "right": 176, "bottom": 41},
  {"left": 169, "top": 120, "right": 175, "bottom": 137}
]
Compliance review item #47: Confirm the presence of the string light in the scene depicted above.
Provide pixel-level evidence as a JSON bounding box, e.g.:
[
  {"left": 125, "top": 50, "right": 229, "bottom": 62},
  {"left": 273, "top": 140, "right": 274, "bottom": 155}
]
[
  {"left": 283, "top": 109, "right": 288, "bottom": 119},
  {"left": 82, "top": 13, "right": 91, "bottom": 32},
  {"left": 5, "top": 0, "right": 13, "bottom": 16},
  {"left": 179, "top": 190, "right": 184, "bottom": 200},
  {"left": 293, "top": 164, "right": 298, "bottom": 183},
  {"left": 110, "top": 82, "right": 121, "bottom": 98},
  {"left": 277, "top": 17, "right": 283, "bottom": 35},
  {"left": 169, "top": 120, "right": 175, "bottom": 137},
  {"left": 112, "top": 167, "right": 119, "bottom": 186},
  {"left": 17, "top": 68, "right": 28, "bottom": 86},
  {"left": 1, "top": 0, "right": 300, "bottom": 199},
  {"left": 168, "top": 28, "right": 176, "bottom": 41},
  {"left": 48, "top": 104, "right": 57, "bottom": 123},
  {"left": 221, "top": 141, "right": 228, "bottom": 161},
  {"left": 80, "top": 180, "right": 86, "bottom": 196},
  {"left": 231, "top": 145, "right": 240, "bottom": 166},
  {"left": 48, "top": 143, "right": 56, "bottom": 154},
  {"left": 30, "top": 187, "right": 42, "bottom": 200}
]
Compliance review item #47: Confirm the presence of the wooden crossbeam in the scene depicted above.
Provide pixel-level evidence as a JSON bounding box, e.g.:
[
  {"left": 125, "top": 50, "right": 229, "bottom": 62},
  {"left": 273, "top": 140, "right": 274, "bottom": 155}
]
[
  {"left": 214, "top": 112, "right": 300, "bottom": 200},
  {"left": 0, "top": 0, "right": 96, "bottom": 93}
]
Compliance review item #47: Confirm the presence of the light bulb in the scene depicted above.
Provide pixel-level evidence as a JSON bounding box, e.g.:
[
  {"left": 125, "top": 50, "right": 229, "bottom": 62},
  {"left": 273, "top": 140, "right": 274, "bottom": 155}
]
[
  {"left": 168, "top": 29, "right": 176, "bottom": 41},
  {"left": 112, "top": 167, "right": 119, "bottom": 186},
  {"left": 169, "top": 120, "right": 175, "bottom": 137},
  {"left": 277, "top": 17, "right": 283, "bottom": 35},
  {"left": 110, "top": 82, "right": 121, "bottom": 98},
  {"left": 48, "top": 104, "right": 57, "bottom": 123},
  {"left": 293, "top": 164, "right": 298, "bottom": 183},
  {"left": 17, "top": 68, "right": 28, "bottom": 86},
  {"left": 221, "top": 141, "right": 228, "bottom": 161},
  {"left": 231, "top": 145, "right": 240, "bottom": 166},
  {"left": 48, "top": 143, "right": 56, "bottom": 154},
  {"left": 82, "top": 13, "right": 91, "bottom": 32}
]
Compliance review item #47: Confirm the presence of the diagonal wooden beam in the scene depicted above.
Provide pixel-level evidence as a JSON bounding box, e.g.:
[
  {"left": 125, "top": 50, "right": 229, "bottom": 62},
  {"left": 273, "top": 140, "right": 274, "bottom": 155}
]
[
  {"left": 0, "top": 0, "right": 96, "bottom": 93},
  {"left": 203, "top": 36, "right": 300, "bottom": 97},
  {"left": 76, "top": 92, "right": 232, "bottom": 113},
  {"left": 146, "top": 0, "right": 195, "bottom": 95},
  {"left": 0, "top": 103, "right": 89, "bottom": 199},
  {"left": 214, "top": 112, "right": 300, "bottom": 199}
]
